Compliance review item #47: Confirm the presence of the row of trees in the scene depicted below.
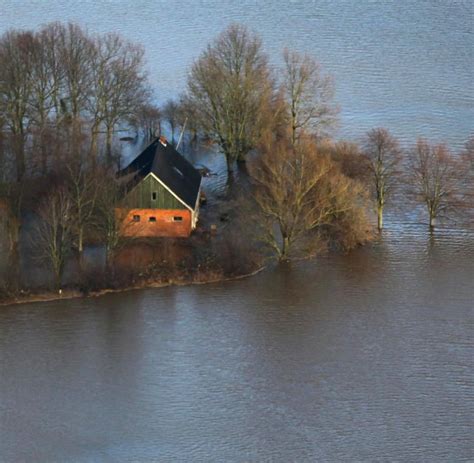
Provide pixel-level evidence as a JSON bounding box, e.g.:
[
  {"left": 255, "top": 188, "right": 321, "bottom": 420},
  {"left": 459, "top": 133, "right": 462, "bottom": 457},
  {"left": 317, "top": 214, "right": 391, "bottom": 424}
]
[
  {"left": 153, "top": 25, "right": 339, "bottom": 173},
  {"left": 0, "top": 147, "right": 122, "bottom": 290},
  {"left": 363, "top": 128, "right": 473, "bottom": 231},
  {"left": 245, "top": 127, "right": 473, "bottom": 260},
  {"left": 0, "top": 23, "right": 160, "bottom": 291},
  {"left": 1, "top": 22, "right": 472, "bottom": 292},
  {"left": 172, "top": 24, "right": 473, "bottom": 259},
  {"left": 0, "top": 22, "right": 152, "bottom": 180},
  {"left": 32, "top": 160, "right": 123, "bottom": 289}
]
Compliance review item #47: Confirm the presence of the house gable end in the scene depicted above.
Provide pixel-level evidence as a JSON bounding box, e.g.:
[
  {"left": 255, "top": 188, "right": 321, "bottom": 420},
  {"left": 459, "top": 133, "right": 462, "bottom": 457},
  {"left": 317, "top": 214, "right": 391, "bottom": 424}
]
[{"left": 121, "top": 173, "right": 187, "bottom": 210}]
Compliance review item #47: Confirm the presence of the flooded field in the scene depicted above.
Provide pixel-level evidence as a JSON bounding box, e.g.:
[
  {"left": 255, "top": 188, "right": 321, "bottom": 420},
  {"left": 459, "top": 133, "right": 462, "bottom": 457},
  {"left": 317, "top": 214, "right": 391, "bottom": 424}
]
[
  {"left": 0, "top": 1, "right": 473, "bottom": 461},
  {"left": 1, "top": 219, "right": 473, "bottom": 461}
]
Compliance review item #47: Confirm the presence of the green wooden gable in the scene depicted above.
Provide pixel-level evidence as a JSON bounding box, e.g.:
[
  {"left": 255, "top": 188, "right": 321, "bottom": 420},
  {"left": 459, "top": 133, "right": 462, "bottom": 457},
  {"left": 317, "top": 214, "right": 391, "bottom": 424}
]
[{"left": 122, "top": 174, "right": 187, "bottom": 210}]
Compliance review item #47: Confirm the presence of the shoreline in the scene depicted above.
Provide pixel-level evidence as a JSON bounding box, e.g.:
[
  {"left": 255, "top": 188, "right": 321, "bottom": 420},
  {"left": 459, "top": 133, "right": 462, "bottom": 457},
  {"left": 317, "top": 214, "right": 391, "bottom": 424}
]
[{"left": 0, "top": 265, "right": 266, "bottom": 308}]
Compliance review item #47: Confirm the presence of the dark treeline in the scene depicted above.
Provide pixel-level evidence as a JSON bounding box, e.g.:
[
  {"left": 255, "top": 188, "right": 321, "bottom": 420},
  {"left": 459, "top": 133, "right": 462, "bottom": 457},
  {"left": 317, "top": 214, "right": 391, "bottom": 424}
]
[
  {"left": 0, "top": 22, "right": 161, "bottom": 296},
  {"left": 0, "top": 23, "right": 473, "bottom": 301}
]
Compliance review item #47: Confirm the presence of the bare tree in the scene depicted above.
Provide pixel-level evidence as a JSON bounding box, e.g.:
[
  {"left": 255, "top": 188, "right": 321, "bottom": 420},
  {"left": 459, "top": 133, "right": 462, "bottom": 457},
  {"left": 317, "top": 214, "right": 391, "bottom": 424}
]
[
  {"left": 463, "top": 136, "right": 474, "bottom": 174},
  {"left": 282, "top": 49, "right": 337, "bottom": 146},
  {"left": 248, "top": 133, "right": 370, "bottom": 261},
  {"left": 94, "top": 171, "right": 123, "bottom": 270},
  {"left": 65, "top": 162, "right": 100, "bottom": 256},
  {"left": 39, "top": 23, "right": 66, "bottom": 123},
  {"left": 28, "top": 29, "right": 60, "bottom": 173},
  {"left": 363, "top": 128, "right": 401, "bottom": 231},
  {"left": 162, "top": 99, "right": 179, "bottom": 145},
  {"left": 0, "top": 116, "right": 5, "bottom": 179},
  {"left": 88, "top": 33, "right": 148, "bottom": 163},
  {"left": 185, "top": 24, "right": 274, "bottom": 173},
  {"left": 1, "top": 22, "right": 151, "bottom": 171},
  {"left": 318, "top": 139, "right": 369, "bottom": 182},
  {"left": 0, "top": 120, "right": 25, "bottom": 290},
  {"left": 176, "top": 97, "right": 200, "bottom": 146},
  {"left": 0, "top": 30, "right": 34, "bottom": 181},
  {"left": 409, "top": 139, "right": 465, "bottom": 229},
  {"left": 33, "top": 188, "right": 73, "bottom": 289},
  {"left": 132, "top": 102, "right": 161, "bottom": 142},
  {"left": 0, "top": 181, "right": 22, "bottom": 292},
  {"left": 57, "top": 23, "right": 95, "bottom": 148}
]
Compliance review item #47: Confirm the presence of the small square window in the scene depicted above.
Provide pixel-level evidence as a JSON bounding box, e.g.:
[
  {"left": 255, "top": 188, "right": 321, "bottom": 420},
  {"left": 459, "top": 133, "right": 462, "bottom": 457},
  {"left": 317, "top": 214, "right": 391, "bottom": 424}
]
[
  {"left": 149, "top": 216, "right": 157, "bottom": 222},
  {"left": 173, "top": 216, "right": 183, "bottom": 222},
  {"left": 152, "top": 192, "right": 157, "bottom": 201},
  {"left": 133, "top": 215, "right": 140, "bottom": 222}
]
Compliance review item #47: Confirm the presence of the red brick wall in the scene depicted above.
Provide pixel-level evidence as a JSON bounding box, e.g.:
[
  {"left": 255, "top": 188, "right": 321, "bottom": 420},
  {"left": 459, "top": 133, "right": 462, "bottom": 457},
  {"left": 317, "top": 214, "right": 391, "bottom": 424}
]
[{"left": 116, "top": 208, "right": 192, "bottom": 238}]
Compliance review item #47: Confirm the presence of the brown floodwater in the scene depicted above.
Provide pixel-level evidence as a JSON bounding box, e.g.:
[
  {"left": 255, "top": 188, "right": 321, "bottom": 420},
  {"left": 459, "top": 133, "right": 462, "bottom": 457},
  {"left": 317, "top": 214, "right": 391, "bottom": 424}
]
[
  {"left": 0, "top": 1, "right": 473, "bottom": 459},
  {"left": 0, "top": 216, "right": 472, "bottom": 462}
]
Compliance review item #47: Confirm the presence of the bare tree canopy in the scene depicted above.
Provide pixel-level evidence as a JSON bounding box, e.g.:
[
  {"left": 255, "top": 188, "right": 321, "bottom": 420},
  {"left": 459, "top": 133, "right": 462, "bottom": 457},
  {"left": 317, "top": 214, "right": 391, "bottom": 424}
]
[
  {"left": 161, "top": 99, "right": 179, "bottom": 145},
  {"left": 363, "top": 128, "right": 401, "bottom": 230},
  {"left": 32, "top": 188, "right": 73, "bottom": 289},
  {"left": 94, "top": 169, "right": 123, "bottom": 269},
  {"left": 185, "top": 24, "right": 274, "bottom": 173},
  {"left": 88, "top": 32, "right": 148, "bottom": 162},
  {"left": 463, "top": 136, "right": 474, "bottom": 174},
  {"left": 0, "top": 30, "right": 34, "bottom": 181},
  {"left": 65, "top": 161, "right": 100, "bottom": 254},
  {"left": 409, "top": 139, "right": 466, "bottom": 229},
  {"left": 131, "top": 102, "right": 161, "bottom": 142},
  {"left": 282, "top": 49, "right": 338, "bottom": 145},
  {"left": 248, "top": 132, "right": 371, "bottom": 261},
  {"left": 0, "top": 22, "right": 151, "bottom": 174}
]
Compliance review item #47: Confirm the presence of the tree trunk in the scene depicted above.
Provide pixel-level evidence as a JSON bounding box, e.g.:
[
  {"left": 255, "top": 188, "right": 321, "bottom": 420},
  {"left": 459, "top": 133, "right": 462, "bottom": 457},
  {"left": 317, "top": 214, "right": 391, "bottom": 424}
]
[
  {"left": 377, "top": 205, "right": 383, "bottom": 231},
  {"left": 105, "top": 126, "right": 113, "bottom": 165},
  {"left": 237, "top": 152, "right": 246, "bottom": 164},
  {"left": 191, "top": 129, "right": 198, "bottom": 146},
  {"left": 291, "top": 122, "right": 297, "bottom": 147},
  {"left": 280, "top": 236, "right": 290, "bottom": 262},
  {"left": 170, "top": 123, "right": 175, "bottom": 145},
  {"left": 54, "top": 266, "right": 62, "bottom": 291},
  {"left": 90, "top": 125, "right": 99, "bottom": 162},
  {"left": 40, "top": 131, "right": 48, "bottom": 175},
  {"left": 227, "top": 160, "right": 234, "bottom": 174},
  {"left": 225, "top": 143, "right": 243, "bottom": 174},
  {"left": 6, "top": 241, "right": 20, "bottom": 292},
  {"left": 78, "top": 226, "right": 84, "bottom": 254},
  {"left": 105, "top": 246, "right": 116, "bottom": 284},
  {"left": 78, "top": 228, "right": 85, "bottom": 275},
  {"left": 14, "top": 135, "right": 26, "bottom": 182},
  {"left": 71, "top": 118, "right": 82, "bottom": 159},
  {"left": 429, "top": 213, "right": 435, "bottom": 229}
]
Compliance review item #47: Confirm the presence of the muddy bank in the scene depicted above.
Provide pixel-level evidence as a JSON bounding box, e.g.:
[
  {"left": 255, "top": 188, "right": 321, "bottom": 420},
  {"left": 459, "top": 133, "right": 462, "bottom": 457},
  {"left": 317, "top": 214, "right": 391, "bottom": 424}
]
[{"left": 0, "top": 264, "right": 266, "bottom": 307}]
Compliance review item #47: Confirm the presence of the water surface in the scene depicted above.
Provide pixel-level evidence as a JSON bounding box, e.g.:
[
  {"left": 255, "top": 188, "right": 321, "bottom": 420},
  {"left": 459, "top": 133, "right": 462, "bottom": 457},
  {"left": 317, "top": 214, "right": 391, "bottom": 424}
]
[
  {"left": 0, "top": 0, "right": 473, "bottom": 148},
  {"left": 0, "top": 1, "right": 473, "bottom": 461},
  {"left": 1, "top": 222, "right": 472, "bottom": 461}
]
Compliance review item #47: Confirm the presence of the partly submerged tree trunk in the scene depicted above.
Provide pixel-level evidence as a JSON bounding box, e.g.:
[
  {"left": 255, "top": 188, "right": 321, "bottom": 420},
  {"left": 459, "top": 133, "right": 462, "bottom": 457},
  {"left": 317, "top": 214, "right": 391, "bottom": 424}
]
[
  {"left": 377, "top": 205, "right": 384, "bottom": 231},
  {"left": 223, "top": 147, "right": 235, "bottom": 175},
  {"left": 429, "top": 212, "right": 435, "bottom": 229},
  {"left": 279, "top": 235, "right": 291, "bottom": 262},
  {"left": 237, "top": 151, "right": 247, "bottom": 163}
]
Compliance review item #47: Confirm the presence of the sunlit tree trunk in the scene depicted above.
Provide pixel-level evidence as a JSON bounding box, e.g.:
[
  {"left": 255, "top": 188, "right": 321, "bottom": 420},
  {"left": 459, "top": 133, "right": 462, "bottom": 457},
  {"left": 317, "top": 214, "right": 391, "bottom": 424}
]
[{"left": 377, "top": 205, "right": 383, "bottom": 231}]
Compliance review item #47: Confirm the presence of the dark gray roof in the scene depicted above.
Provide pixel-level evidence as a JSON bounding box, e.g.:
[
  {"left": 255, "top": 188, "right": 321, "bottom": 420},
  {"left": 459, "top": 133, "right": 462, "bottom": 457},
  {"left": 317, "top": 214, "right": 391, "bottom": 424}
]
[{"left": 118, "top": 138, "right": 202, "bottom": 210}]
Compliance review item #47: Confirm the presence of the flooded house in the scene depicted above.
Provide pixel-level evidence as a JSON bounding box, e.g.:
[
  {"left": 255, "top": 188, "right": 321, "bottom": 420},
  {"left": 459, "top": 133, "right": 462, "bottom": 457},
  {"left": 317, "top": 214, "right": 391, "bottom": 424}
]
[{"left": 116, "top": 136, "right": 202, "bottom": 238}]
